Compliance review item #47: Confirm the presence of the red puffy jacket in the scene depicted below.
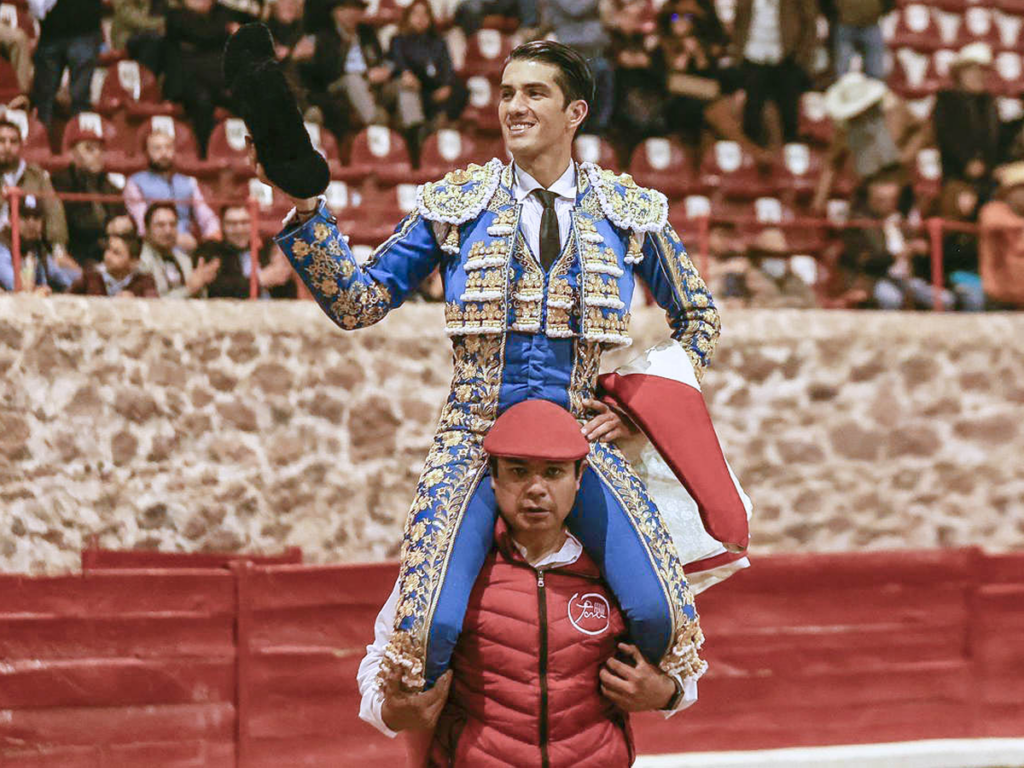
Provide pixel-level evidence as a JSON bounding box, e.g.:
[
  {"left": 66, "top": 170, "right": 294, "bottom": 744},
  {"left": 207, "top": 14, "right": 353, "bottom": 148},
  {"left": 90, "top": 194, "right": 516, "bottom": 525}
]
[{"left": 429, "top": 520, "right": 633, "bottom": 767}]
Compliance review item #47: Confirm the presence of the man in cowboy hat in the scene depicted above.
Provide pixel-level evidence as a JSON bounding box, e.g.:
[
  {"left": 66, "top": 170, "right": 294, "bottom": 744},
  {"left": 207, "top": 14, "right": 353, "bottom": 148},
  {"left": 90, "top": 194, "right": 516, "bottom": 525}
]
[
  {"left": 933, "top": 42, "right": 1001, "bottom": 198},
  {"left": 358, "top": 400, "right": 699, "bottom": 767},
  {"left": 812, "top": 71, "right": 931, "bottom": 212},
  {"left": 978, "top": 162, "right": 1024, "bottom": 309}
]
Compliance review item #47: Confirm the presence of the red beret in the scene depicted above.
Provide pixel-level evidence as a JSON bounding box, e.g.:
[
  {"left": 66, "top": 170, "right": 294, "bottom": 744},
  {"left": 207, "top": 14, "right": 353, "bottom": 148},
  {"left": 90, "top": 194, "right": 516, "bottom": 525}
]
[{"left": 483, "top": 400, "right": 590, "bottom": 462}]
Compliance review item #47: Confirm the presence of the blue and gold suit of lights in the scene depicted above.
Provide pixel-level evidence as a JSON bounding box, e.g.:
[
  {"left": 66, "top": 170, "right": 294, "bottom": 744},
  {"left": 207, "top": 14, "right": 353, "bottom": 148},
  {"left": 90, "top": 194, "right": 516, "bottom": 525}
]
[{"left": 275, "top": 160, "right": 721, "bottom": 689}]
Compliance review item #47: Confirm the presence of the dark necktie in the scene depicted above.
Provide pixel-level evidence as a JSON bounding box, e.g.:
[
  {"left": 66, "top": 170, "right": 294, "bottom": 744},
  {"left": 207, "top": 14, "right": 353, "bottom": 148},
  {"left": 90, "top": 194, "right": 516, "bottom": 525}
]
[{"left": 533, "top": 189, "right": 560, "bottom": 272}]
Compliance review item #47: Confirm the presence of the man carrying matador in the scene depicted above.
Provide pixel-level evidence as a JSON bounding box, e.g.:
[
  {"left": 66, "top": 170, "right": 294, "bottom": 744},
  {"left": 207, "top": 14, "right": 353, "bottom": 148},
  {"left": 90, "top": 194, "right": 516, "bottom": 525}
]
[{"left": 225, "top": 29, "right": 752, "bottom": 698}]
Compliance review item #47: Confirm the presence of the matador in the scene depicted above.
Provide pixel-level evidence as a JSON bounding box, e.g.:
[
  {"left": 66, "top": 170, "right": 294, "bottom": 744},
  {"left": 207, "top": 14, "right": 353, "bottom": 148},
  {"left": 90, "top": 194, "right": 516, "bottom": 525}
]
[{"left": 270, "top": 41, "right": 727, "bottom": 694}]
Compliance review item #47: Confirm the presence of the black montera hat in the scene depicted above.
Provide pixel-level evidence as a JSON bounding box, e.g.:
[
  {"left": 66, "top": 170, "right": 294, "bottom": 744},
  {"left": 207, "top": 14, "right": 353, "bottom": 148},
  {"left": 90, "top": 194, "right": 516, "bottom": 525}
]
[{"left": 223, "top": 23, "right": 330, "bottom": 200}]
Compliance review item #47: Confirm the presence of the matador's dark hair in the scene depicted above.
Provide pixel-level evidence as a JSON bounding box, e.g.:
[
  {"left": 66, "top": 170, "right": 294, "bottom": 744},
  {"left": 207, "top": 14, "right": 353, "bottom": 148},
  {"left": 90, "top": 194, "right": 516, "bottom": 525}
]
[{"left": 506, "top": 40, "right": 595, "bottom": 107}]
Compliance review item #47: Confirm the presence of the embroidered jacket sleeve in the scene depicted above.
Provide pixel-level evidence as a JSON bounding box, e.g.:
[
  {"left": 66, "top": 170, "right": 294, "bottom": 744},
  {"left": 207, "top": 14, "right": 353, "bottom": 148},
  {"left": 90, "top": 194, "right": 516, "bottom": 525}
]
[
  {"left": 633, "top": 223, "right": 720, "bottom": 382},
  {"left": 274, "top": 200, "right": 442, "bottom": 331}
]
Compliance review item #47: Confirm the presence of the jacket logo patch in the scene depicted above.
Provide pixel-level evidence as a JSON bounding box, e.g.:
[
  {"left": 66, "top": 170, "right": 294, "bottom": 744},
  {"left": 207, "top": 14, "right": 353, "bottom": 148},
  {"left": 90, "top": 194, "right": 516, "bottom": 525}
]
[{"left": 568, "top": 592, "right": 611, "bottom": 636}]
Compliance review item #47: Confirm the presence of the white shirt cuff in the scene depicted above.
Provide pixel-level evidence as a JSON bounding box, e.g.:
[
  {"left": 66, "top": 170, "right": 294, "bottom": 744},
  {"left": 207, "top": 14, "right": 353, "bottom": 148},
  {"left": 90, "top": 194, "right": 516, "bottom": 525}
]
[{"left": 660, "top": 675, "right": 699, "bottom": 719}]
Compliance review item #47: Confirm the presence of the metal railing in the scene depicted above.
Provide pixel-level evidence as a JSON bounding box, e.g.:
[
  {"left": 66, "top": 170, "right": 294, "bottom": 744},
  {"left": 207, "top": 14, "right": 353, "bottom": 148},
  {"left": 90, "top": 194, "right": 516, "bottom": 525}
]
[{"left": 2, "top": 186, "right": 993, "bottom": 312}]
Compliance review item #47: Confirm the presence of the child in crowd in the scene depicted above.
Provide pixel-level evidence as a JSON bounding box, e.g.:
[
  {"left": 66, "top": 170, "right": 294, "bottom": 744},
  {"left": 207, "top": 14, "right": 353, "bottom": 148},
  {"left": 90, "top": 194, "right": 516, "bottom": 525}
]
[{"left": 71, "top": 234, "right": 157, "bottom": 298}]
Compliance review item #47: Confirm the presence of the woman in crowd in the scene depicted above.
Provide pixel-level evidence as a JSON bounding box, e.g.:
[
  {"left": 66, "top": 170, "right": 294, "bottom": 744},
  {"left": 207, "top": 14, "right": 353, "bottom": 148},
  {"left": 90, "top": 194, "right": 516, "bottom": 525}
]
[
  {"left": 387, "top": 1, "right": 467, "bottom": 129},
  {"left": 653, "top": 0, "right": 772, "bottom": 164}
]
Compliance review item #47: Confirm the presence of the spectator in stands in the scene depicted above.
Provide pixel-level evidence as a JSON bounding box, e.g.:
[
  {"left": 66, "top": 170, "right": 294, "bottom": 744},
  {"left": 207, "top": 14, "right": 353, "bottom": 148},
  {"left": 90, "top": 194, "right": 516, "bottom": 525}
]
[
  {"left": 268, "top": 0, "right": 317, "bottom": 119},
  {"left": 163, "top": 0, "right": 236, "bottom": 155},
  {"left": 840, "top": 170, "right": 953, "bottom": 310},
  {"left": 306, "top": 0, "right": 399, "bottom": 139},
  {"left": 125, "top": 129, "right": 221, "bottom": 252},
  {"left": 28, "top": 0, "right": 102, "bottom": 127},
  {"left": 70, "top": 232, "right": 157, "bottom": 297},
  {"left": 608, "top": 0, "right": 665, "bottom": 142},
  {"left": 978, "top": 162, "right": 1024, "bottom": 310},
  {"left": 652, "top": 1, "right": 773, "bottom": 164},
  {"left": 388, "top": 2, "right": 468, "bottom": 131},
  {"left": 0, "top": 194, "right": 79, "bottom": 293},
  {"left": 831, "top": 0, "right": 886, "bottom": 80},
  {"left": 933, "top": 43, "right": 1000, "bottom": 203},
  {"left": 139, "top": 201, "right": 219, "bottom": 297},
  {"left": 51, "top": 116, "right": 128, "bottom": 264},
  {"left": 543, "top": 0, "right": 614, "bottom": 134},
  {"left": 0, "top": 118, "right": 69, "bottom": 254},
  {"left": 732, "top": 0, "right": 817, "bottom": 147},
  {"left": 112, "top": 0, "right": 167, "bottom": 77},
  {"left": 813, "top": 73, "right": 931, "bottom": 213},
  {"left": 193, "top": 203, "right": 294, "bottom": 298},
  {"left": 936, "top": 180, "right": 985, "bottom": 312},
  {"left": 454, "top": 0, "right": 539, "bottom": 37},
  {"left": 0, "top": 17, "right": 34, "bottom": 95}
]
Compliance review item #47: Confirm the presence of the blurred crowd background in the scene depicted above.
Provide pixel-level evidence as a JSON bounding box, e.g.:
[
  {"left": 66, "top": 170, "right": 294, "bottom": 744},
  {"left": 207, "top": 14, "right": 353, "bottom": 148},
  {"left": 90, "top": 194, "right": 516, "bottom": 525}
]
[{"left": 1, "top": 0, "right": 1024, "bottom": 311}]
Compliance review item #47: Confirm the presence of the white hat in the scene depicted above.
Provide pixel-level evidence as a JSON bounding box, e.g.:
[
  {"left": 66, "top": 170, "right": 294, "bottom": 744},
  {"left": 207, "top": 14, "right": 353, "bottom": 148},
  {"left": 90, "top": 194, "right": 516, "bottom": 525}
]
[
  {"left": 824, "top": 72, "right": 888, "bottom": 123},
  {"left": 952, "top": 42, "right": 992, "bottom": 70}
]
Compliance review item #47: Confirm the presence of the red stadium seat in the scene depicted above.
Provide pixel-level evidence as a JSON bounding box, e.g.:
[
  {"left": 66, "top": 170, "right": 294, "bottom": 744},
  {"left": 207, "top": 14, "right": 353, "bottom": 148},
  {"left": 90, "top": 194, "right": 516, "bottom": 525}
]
[
  {"left": 931, "top": 8, "right": 962, "bottom": 48},
  {"left": 0, "top": 56, "right": 20, "bottom": 100},
  {"left": 994, "top": 9, "right": 1024, "bottom": 49},
  {"left": 462, "top": 29, "right": 513, "bottom": 79},
  {"left": 667, "top": 193, "right": 711, "bottom": 242},
  {"left": 891, "top": 4, "right": 942, "bottom": 50},
  {"left": 0, "top": 2, "right": 37, "bottom": 39},
  {"left": 994, "top": 51, "right": 1024, "bottom": 96},
  {"left": 889, "top": 47, "right": 945, "bottom": 98},
  {"left": 463, "top": 75, "right": 502, "bottom": 133},
  {"left": 206, "top": 117, "right": 253, "bottom": 177},
  {"left": 799, "top": 92, "right": 833, "bottom": 145},
  {"left": 0, "top": 106, "right": 59, "bottom": 170},
  {"left": 347, "top": 184, "right": 419, "bottom": 244},
  {"left": 95, "top": 60, "right": 182, "bottom": 124},
  {"left": 346, "top": 125, "right": 413, "bottom": 186},
  {"left": 573, "top": 134, "right": 618, "bottom": 171},
  {"left": 956, "top": 7, "right": 1002, "bottom": 47},
  {"left": 778, "top": 142, "right": 823, "bottom": 200},
  {"left": 417, "top": 129, "right": 498, "bottom": 182},
  {"left": 699, "top": 140, "right": 778, "bottom": 200},
  {"left": 627, "top": 137, "right": 698, "bottom": 199}
]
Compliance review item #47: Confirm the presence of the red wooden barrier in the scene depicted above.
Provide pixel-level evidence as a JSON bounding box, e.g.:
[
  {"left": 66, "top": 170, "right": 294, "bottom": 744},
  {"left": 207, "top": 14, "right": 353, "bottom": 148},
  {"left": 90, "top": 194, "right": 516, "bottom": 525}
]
[{"left": 2, "top": 548, "right": 1022, "bottom": 767}]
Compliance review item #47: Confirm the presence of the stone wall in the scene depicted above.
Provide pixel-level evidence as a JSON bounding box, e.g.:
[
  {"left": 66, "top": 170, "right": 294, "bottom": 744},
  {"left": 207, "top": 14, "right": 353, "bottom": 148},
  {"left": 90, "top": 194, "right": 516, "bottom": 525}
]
[{"left": 1, "top": 295, "right": 1022, "bottom": 574}]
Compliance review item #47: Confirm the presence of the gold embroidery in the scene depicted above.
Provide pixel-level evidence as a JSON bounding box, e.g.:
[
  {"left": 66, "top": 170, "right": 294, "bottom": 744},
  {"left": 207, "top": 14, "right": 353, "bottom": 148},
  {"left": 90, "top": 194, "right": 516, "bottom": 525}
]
[
  {"left": 380, "top": 334, "right": 506, "bottom": 689},
  {"left": 588, "top": 441, "right": 706, "bottom": 682},
  {"left": 568, "top": 339, "right": 603, "bottom": 418},
  {"left": 418, "top": 160, "right": 503, "bottom": 225},
  {"left": 584, "top": 164, "right": 669, "bottom": 233}
]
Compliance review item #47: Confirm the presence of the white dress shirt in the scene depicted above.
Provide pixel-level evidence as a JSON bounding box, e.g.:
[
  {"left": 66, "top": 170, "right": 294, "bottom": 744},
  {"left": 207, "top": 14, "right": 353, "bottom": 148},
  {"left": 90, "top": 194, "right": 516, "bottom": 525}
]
[
  {"left": 512, "top": 162, "right": 577, "bottom": 263},
  {"left": 356, "top": 530, "right": 698, "bottom": 739}
]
